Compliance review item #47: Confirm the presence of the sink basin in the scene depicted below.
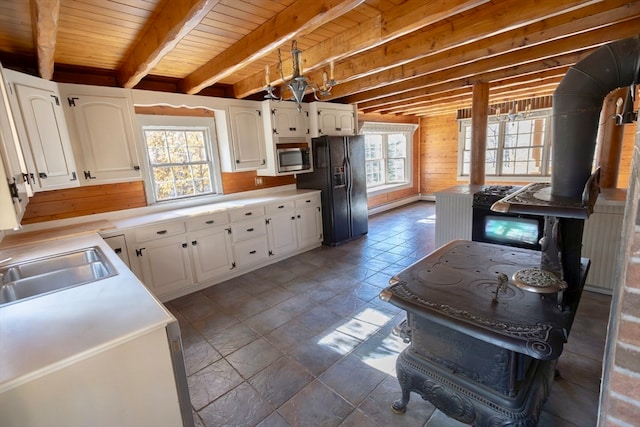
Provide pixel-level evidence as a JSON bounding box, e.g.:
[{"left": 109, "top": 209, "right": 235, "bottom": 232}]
[{"left": 0, "top": 247, "right": 117, "bottom": 306}]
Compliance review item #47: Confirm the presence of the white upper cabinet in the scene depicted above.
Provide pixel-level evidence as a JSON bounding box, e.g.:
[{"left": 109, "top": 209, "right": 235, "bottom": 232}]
[
  {"left": 0, "top": 64, "right": 29, "bottom": 227},
  {"left": 269, "top": 102, "right": 309, "bottom": 138},
  {"left": 59, "top": 84, "right": 142, "bottom": 184},
  {"left": 4, "top": 69, "right": 79, "bottom": 191},
  {"left": 225, "top": 104, "right": 266, "bottom": 171},
  {"left": 309, "top": 101, "right": 357, "bottom": 137}
]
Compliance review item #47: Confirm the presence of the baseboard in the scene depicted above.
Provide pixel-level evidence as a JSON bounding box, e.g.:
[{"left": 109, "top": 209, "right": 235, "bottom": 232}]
[{"left": 368, "top": 195, "right": 422, "bottom": 216}]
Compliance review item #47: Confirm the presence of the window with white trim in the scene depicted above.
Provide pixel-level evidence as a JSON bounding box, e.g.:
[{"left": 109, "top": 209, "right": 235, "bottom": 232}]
[
  {"left": 361, "top": 122, "right": 417, "bottom": 191},
  {"left": 137, "top": 115, "right": 222, "bottom": 203},
  {"left": 458, "top": 109, "right": 552, "bottom": 178}
]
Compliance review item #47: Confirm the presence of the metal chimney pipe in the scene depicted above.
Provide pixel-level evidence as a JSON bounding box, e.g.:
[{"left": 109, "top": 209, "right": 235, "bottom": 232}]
[
  {"left": 549, "top": 35, "right": 640, "bottom": 305},
  {"left": 552, "top": 35, "right": 640, "bottom": 200}
]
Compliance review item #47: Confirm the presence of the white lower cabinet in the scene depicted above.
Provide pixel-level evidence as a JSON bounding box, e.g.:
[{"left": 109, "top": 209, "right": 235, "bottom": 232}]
[
  {"left": 294, "top": 195, "right": 323, "bottom": 248},
  {"left": 134, "top": 234, "right": 194, "bottom": 297},
  {"left": 121, "top": 191, "right": 322, "bottom": 301},
  {"left": 186, "top": 214, "right": 234, "bottom": 282},
  {"left": 266, "top": 202, "right": 297, "bottom": 257}
]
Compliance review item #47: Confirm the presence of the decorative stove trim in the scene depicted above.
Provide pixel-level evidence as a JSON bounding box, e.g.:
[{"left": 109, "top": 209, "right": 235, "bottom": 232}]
[{"left": 390, "top": 282, "right": 555, "bottom": 358}]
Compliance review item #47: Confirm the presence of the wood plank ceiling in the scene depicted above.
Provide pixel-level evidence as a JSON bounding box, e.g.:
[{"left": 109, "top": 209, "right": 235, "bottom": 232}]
[{"left": 0, "top": 0, "right": 638, "bottom": 117}]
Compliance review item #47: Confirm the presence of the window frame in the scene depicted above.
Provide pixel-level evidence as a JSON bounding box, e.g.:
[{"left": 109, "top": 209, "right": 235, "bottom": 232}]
[
  {"left": 457, "top": 109, "right": 552, "bottom": 181},
  {"left": 360, "top": 122, "right": 417, "bottom": 195},
  {"left": 136, "top": 115, "right": 223, "bottom": 204}
]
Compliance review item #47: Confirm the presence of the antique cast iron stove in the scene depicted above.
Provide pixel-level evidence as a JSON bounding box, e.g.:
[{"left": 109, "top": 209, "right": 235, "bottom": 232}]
[
  {"left": 380, "top": 240, "right": 589, "bottom": 425},
  {"left": 381, "top": 35, "right": 640, "bottom": 426}
]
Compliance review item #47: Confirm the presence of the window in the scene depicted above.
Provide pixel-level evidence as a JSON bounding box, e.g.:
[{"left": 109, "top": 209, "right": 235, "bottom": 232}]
[
  {"left": 137, "top": 115, "right": 222, "bottom": 203},
  {"left": 361, "top": 122, "right": 417, "bottom": 191},
  {"left": 458, "top": 110, "right": 552, "bottom": 178}
]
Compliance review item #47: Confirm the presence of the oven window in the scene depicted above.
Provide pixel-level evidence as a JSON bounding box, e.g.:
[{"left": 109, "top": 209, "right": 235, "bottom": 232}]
[{"left": 485, "top": 216, "right": 540, "bottom": 245}]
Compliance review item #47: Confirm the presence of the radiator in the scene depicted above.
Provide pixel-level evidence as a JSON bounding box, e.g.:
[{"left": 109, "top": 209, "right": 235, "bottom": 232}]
[{"left": 435, "top": 192, "right": 473, "bottom": 247}]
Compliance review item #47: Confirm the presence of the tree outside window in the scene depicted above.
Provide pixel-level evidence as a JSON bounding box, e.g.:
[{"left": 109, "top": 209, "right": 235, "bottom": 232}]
[
  {"left": 362, "top": 122, "right": 416, "bottom": 190},
  {"left": 138, "top": 115, "right": 221, "bottom": 203},
  {"left": 459, "top": 110, "right": 551, "bottom": 178}
]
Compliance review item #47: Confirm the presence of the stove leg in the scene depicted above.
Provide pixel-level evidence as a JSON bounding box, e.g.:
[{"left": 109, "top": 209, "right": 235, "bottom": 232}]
[{"left": 391, "top": 359, "right": 411, "bottom": 414}]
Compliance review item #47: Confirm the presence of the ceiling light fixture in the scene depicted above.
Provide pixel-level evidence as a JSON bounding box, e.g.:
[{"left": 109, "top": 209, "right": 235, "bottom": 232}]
[
  {"left": 263, "top": 40, "right": 337, "bottom": 111},
  {"left": 495, "top": 101, "right": 532, "bottom": 122}
]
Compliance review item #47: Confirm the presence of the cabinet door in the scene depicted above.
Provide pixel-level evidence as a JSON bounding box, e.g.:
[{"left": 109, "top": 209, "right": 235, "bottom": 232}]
[
  {"left": 133, "top": 235, "right": 193, "bottom": 297},
  {"left": 295, "top": 196, "right": 323, "bottom": 248},
  {"left": 11, "top": 82, "right": 78, "bottom": 190},
  {"left": 63, "top": 92, "right": 141, "bottom": 183},
  {"left": 228, "top": 106, "right": 266, "bottom": 170},
  {"left": 317, "top": 109, "right": 355, "bottom": 136},
  {"left": 272, "top": 107, "right": 309, "bottom": 137},
  {"left": 188, "top": 226, "right": 234, "bottom": 282},
  {"left": 266, "top": 210, "right": 297, "bottom": 256},
  {"left": 102, "top": 234, "right": 130, "bottom": 268}
]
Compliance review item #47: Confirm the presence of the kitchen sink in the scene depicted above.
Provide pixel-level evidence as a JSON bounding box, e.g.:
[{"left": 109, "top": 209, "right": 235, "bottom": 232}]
[{"left": 0, "top": 247, "right": 117, "bottom": 306}]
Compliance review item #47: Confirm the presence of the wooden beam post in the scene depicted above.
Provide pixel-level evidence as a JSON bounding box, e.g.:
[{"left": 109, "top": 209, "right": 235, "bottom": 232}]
[
  {"left": 31, "top": 0, "right": 60, "bottom": 80},
  {"left": 595, "top": 87, "right": 628, "bottom": 188},
  {"left": 470, "top": 81, "right": 489, "bottom": 185}
]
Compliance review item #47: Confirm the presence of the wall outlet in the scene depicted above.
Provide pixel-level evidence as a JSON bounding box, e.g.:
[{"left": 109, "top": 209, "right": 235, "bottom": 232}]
[{"left": 255, "top": 177, "right": 263, "bottom": 185}]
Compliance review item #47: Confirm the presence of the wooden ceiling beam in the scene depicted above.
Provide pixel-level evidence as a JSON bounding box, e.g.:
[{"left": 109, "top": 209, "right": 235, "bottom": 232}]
[
  {"left": 117, "top": 0, "right": 220, "bottom": 88},
  {"left": 364, "top": 68, "right": 568, "bottom": 114},
  {"left": 345, "top": 16, "right": 639, "bottom": 108},
  {"left": 370, "top": 74, "right": 564, "bottom": 114},
  {"left": 31, "top": 0, "right": 60, "bottom": 80},
  {"left": 391, "top": 81, "right": 561, "bottom": 116},
  {"left": 331, "top": 0, "right": 638, "bottom": 102},
  {"left": 180, "top": 0, "right": 366, "bottom": 95},
  {"left": 356, "top": 51, "right": 588, "bottom": 112},
  {"left": 231, "top": 0, "right": 490, "bottom": 99}
]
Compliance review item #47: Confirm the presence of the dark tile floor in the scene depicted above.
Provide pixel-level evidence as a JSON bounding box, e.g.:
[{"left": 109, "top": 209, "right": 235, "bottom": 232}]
[{"left": 166, "top": 201, "right": 612, "bottom": 427}]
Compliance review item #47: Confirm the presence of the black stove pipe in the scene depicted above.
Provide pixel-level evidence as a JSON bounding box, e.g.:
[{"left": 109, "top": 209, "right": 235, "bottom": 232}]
[
  {"left": 550, "top": 35, "right": 640, "bottom": 301},
  {"left": 552, "top": 35, "right": 640, "bottom": 199}
]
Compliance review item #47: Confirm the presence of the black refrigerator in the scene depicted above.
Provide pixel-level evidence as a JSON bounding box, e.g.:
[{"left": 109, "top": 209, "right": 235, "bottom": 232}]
[{"left": 296, "top": 135, "right": 368, "bottom": 245}]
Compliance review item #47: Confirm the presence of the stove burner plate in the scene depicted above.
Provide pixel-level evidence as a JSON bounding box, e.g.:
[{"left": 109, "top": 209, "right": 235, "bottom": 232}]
[
  {"left": 468, "top": 279, "right": 526, "bottom": 301},
  {"left": 417, "top": 265, "right": 464, "bottom": 286},
  {"left": 440, "top": 254, "right": 486, "bottom": 269}
]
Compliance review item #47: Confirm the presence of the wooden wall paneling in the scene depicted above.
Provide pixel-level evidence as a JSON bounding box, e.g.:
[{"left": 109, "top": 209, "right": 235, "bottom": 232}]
[
  {"left": 420, "top": 113, "right": 461, "bottom": 195},
  {"left": 21, "top": 181, "right": 147, "bottom": 224},
  {"left": 221, "top": 171, "right": 295, "bottom": 194}
]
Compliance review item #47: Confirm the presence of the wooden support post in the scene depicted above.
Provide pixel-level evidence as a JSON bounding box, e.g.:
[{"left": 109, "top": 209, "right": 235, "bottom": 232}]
[
  {"left": 595, "top": 87, "right": 627, "bottom": 188},
  {"left": 470, "top": 81, "right": 489, "bottom": 185}
]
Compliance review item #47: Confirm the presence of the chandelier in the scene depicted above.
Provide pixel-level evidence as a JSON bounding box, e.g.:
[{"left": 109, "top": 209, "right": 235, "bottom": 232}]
[
  {"left": 263, "top": 40, "right": 337, "bottom": 111},
  {"left": 495, "top": 101, "right": 532, "bottom": 122}
]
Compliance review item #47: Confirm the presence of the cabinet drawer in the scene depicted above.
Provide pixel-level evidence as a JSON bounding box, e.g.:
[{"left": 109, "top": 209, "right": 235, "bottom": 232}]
[
  {"left": 231, "top": 217, "right": 266, "bottom": 242},
  {"left": 133, "top": 221, "right": 185, "bottom": 243},
  {"left": 187, "top": 212, "right": 229, "bottom": 231},
  {"left": 230, "top": 206, "right": 265, "bottom": 222},
  {"left": 266, "top": 200, "right": 294, "bottom": 214},
  {"left": 233, "top": 238, "right": 269, "bottom": 269},
  {"left": 295, "top": 195, "right": 320, "bottom": 208}
]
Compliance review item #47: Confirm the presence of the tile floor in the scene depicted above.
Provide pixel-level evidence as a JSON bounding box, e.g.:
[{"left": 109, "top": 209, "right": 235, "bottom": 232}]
[{"left": 166, "top": 201, "right": 612, "bottom": 427}]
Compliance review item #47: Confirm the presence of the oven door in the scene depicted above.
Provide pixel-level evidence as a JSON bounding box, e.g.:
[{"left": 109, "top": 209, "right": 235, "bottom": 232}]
[{"left": 472, "top": 207, "right": 544, "bottom": 251}]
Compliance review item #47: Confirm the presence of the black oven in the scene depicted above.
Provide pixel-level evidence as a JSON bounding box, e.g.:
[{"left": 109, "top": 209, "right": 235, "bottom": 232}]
[{"left": 472, "top": 186, "right": 544, "bottom": 251}]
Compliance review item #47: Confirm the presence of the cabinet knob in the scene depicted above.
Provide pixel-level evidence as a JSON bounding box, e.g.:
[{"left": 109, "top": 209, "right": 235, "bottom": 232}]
[
  {"left": 249, "top": 250, "right": 257, "bottom": 254},
  {"left": 246, "top": 228, "right": 254, "bottom": 232},
  {"left": 192, "top": 241, "right": 197, "bottom": 246},
  {"left": 205, "top": 220, "right": 215, "bottom": 224},
  {"left": 182, "top": 243, "right": 188, "bottom": 248},
  {"left": 39, "top": 172, "right": 48, "bottom": 179},
  {"left": 156, "top": 230, "right": 168, "bottom": 235},
  {"left": 245, "top": 212, "right": 252, "bottom": 216},
  {"left": 114, "top": 248, "right": 122, "bottom": 254}
]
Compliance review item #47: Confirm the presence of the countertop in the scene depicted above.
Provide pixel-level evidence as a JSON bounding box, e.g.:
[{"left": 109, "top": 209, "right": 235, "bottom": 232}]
[
  {"left": 434, "top": 184, "right": 627, "bottom": 206},
  {"left": 0, "top": 233, "right": 174, "bottom": 392},
  {"left": 100, "top": 188, "right": 321, "bottom": 232}
]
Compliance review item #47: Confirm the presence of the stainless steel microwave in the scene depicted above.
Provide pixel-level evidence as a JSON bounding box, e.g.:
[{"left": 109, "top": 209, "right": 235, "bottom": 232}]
[{"left": 276, "top": 145, "right": 311, "bottom": 173}]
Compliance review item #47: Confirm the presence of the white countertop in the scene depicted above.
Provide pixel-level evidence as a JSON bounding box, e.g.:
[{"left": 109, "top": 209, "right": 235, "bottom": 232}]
[
  {"left": 0, "top": 233, "right": 174, "bottom": 392},
  {"left": 103, "top": 188, "right": 321, "bottom": 231}
]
